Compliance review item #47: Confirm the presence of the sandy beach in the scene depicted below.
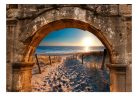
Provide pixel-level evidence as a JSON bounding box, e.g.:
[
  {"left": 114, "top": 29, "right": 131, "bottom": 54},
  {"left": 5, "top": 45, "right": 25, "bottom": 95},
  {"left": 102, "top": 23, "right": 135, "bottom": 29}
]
[{"left": 32, "top": 54, "right": 110, "bottom": 92}]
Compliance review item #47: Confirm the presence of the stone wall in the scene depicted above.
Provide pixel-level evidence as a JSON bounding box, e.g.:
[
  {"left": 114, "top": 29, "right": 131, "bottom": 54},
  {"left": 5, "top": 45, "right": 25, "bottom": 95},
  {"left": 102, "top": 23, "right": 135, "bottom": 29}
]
[{"left": 6, "top": 4, "right": 132, "bottom": 92}]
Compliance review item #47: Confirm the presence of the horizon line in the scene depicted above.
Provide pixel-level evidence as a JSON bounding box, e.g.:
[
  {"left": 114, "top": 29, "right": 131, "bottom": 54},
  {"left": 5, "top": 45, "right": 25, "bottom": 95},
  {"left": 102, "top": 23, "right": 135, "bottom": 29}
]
[{"left": 38, "top": 45, "right": 104, "bottom": 47}]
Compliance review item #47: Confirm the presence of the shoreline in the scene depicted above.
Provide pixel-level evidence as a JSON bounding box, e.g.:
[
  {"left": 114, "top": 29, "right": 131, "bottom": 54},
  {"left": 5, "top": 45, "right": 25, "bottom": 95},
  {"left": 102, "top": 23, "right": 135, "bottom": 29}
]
[{"left": 35, "top": 51, "right": 104, "bottom": 56}]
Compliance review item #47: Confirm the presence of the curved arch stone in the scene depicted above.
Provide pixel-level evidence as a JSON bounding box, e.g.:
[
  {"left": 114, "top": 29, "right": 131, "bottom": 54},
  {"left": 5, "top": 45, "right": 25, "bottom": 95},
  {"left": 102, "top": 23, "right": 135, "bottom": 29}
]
[
  {"left": 22, "top": 19, "right": 115, "bottom": 63},
  {"left": 16, "top": 6, "right": 128, "bottom": 65}
]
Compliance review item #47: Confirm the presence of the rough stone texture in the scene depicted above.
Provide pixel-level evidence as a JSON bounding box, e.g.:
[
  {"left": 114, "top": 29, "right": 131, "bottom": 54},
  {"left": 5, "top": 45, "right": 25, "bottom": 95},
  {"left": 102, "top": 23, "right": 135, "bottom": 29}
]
[
  {"left": 6, "top": 4, "right": 132, "bottom": 92},
  {"left": 12, "top": 62, "right": 34, "bottom": 92}
]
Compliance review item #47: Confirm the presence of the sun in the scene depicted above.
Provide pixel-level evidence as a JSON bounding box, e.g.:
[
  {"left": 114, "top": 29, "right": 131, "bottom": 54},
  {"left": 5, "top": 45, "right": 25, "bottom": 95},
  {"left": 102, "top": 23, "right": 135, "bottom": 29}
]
[
  {"left": 82, "top": 37, "right": 92, "bottom": 52},
  {"left": 82, "top": 37, "right": 92, "bottom": 47}
]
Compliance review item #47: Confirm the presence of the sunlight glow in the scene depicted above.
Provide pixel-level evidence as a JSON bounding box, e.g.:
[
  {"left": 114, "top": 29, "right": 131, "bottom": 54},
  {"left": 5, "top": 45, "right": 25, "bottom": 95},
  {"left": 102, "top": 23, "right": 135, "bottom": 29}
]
[
  {"left": 82, "top": 37, "right": 92, "bottom": 52},
  {"left": 82, "top": 37, "right": 92, "bottom": 47}
]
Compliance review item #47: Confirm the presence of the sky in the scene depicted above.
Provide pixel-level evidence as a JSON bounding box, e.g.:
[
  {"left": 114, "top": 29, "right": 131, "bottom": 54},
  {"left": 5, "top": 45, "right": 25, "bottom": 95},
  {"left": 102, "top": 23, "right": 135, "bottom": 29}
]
[{"left": 39, "top": 28, "right": 103, "bottom": 46}]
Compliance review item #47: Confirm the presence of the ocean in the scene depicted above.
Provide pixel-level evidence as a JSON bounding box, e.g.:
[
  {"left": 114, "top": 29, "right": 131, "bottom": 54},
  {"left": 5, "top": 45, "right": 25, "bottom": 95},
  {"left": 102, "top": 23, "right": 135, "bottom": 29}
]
[{"left": 35, "top": 46, "right": 105, "bottom": 55}]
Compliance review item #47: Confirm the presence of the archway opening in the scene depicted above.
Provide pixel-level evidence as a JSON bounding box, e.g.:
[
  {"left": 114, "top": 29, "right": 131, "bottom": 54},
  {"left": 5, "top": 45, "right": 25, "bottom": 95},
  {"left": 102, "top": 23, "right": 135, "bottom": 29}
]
[
  {"left": 23, "top": 19, "right": 114, "bottom": 63},
  {"left": 31, "top": 28, "right": 110, "bottom": 92}
]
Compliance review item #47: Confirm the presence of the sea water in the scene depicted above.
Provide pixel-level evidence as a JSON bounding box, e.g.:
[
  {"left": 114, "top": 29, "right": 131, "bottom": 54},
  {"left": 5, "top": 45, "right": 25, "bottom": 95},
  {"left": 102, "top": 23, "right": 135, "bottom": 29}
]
[{"left": 35, "top": 46, "right": 105, "bottom": 55}]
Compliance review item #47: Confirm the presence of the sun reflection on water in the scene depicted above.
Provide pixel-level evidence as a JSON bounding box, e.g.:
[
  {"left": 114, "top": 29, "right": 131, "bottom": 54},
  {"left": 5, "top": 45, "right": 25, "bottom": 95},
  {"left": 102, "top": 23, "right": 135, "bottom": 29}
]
[
  {"left": 84, "top": 46, "right": 89, "bottom": 52},
  {"left": 82, "top": 37, "right": 92, "bottom": 52}
]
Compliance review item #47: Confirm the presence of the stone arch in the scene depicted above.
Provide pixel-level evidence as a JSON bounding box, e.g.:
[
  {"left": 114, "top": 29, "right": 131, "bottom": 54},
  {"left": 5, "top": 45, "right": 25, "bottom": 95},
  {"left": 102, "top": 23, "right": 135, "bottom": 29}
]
[
  {"left": 17, "top": 5, "right": 120, "bottom": 64},
  {"left": 22, "top": 19, "right": 115, "bottom": 64},
  {"left": 8, "top": 5, "right": 131, "bottom": 92}
]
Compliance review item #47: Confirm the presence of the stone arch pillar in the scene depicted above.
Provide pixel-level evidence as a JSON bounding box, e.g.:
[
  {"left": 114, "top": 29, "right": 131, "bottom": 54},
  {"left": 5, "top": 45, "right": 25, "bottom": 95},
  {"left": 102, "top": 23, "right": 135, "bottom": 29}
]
[
  {"left": 107, "top": 64, "right": 127, "bottom": 92},
  {"left": 12, "top": 62, "right": 34, "bottom": 92}
]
